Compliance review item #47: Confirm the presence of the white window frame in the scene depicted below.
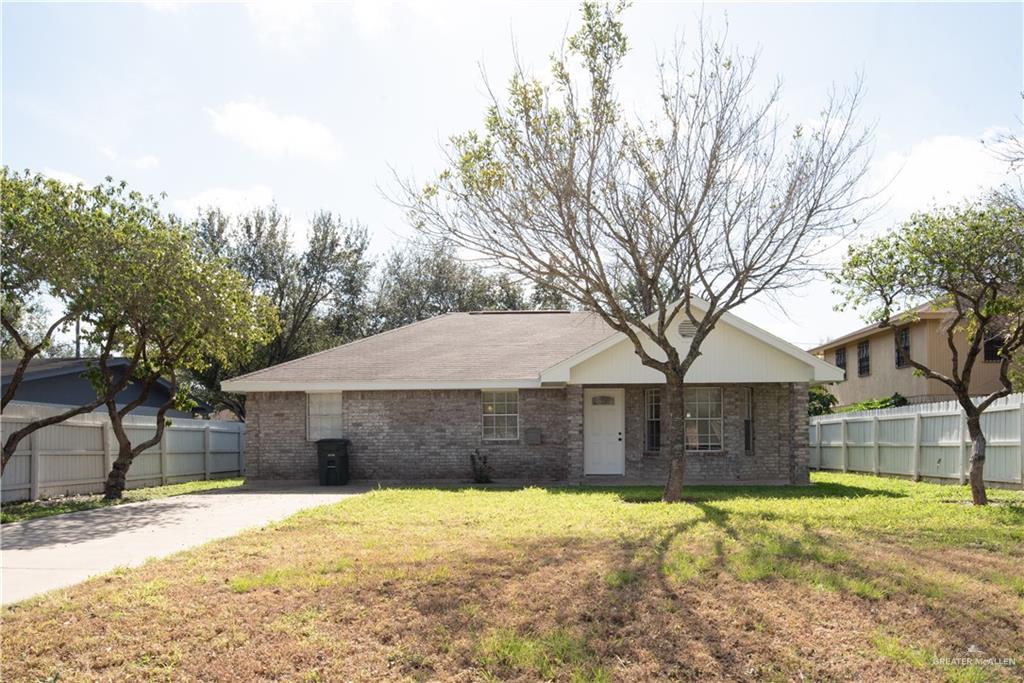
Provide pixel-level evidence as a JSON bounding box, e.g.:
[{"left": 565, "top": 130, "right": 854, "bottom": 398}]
[
  {"left": 307, "top": 392, "right": 344, "bottom": 442},
  {"left": 684, "top": 386, "right": 723, "bottom": 452},
  {"left": 482, "top": 389, "right": 519, "bottom": 441}
]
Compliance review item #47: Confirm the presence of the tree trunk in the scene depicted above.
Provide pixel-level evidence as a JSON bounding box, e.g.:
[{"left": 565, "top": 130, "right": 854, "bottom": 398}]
[
  {"left": 1, "top": 443, "right": 15, "bottom": 473},
  {"left": 103, "top": 444, "right": 134, "bottom": 500},
  {"left": 662, "top": 378, "right": 687, "bottom": 502},
  {"left": 965, "top": 413, "right": 988, "bottom": 506}
]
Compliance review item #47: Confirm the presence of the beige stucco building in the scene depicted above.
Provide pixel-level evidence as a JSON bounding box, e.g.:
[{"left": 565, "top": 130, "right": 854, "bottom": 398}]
[{"left": 809, "top": 311, "right": 1007, "bottom": 407}]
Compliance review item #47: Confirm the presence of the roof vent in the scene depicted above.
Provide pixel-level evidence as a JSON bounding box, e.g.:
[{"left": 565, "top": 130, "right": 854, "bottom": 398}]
[{"left": 678, "top": 319, "right": 698, "bottom": 338}]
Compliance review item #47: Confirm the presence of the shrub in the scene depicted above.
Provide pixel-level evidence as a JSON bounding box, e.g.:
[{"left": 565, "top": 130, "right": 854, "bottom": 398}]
[{"left": 470, "top": 449, "right": 493, "bottom": 484}]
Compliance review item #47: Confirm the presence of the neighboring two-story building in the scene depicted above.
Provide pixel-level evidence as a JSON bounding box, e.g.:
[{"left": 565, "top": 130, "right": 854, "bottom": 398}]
[{"left": 809, "top": 308, "right": 1007, "bottom": 407}]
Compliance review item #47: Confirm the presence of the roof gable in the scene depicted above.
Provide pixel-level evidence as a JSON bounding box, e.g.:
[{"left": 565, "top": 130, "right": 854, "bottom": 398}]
[{"left": 540, "top": 299, "right": 842, "bottom": 384}]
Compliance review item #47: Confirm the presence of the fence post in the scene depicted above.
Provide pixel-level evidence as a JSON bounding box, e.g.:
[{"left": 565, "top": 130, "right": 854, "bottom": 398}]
[
  {"left": 958, "top": 411, "right": 967, "bottom": 485},
  {"left": 203, "top": 425, "right": 211, "bottom": 480},
  {"left": 814, "top": 422, "right": 821, "bottom": 469},
  {"left": 841, "top": 419, "right": 849, "bottom": 473},
  {"left": 238, "top": 429, "right": 246, "bottom": 476},
  {"left": 872, "top": 416, "right": 880, "bottom": 475},
  {"left": 159, "top": 428, "right": 169, "bottom": 486},
  {"left": 29, "top": 431, "right": 40, "bottom": 502},
  {"left": 912, "top": 413, "right": 922, "bottom": 481},
  {"left": 102, "top": 423, "right": 114, "bottom": 477}
]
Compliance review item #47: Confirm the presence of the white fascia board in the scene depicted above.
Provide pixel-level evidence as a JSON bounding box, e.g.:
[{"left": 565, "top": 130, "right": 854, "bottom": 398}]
[{"left": 220, "top": 378, "right": 547, "bottom": 393}]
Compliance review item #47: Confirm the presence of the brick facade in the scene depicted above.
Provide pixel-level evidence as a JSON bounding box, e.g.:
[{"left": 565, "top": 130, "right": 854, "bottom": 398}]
[{"left": 245, "top": 382, "right": 810, "bottom": 485}]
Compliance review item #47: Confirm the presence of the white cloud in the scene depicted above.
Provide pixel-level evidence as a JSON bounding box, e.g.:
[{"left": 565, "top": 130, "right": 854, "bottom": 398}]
[
  {"left": 99, "top": 145, "right": 161, "bottom": 170},
  {"left": 134, "top": 154, "right": 161, "bottom": 169},
  {"left": 142, "top": 0, "right": 186, "bottom": 13},
  {"left": 243, "top": 0, "right": 396, "bottom": 50},
  {"left": 42, "top": 168, "right": 87, "bottom": 186},
  {"left": 245, "top": 1, "right": 329, "bottom": 51},
  {"left": 870, "top": 132, "right": 1011, "bottom": 221},
  {"left": 204, "top": 101, "right": 342, "bottom": 162},
  {"left": 351, "top": 0, "right": 394, "bottom": 36},
  {"left": 170, "top": 185, "right": 276, "bottom": 218}
]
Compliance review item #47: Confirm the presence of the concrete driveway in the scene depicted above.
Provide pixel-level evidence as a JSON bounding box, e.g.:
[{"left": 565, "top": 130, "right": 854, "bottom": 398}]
[{"left": 1, "top": 485, "right": 364, "bottom": 605}]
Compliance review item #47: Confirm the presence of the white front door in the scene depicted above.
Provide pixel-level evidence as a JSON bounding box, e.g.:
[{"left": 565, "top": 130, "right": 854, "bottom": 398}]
[{"left": 583, "top": 388, "right": 625, "bottom": 475}]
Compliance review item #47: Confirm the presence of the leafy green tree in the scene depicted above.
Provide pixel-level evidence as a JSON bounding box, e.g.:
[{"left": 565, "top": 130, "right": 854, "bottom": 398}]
[
  {"left": 529, "top": 276, "right": 576, "bottom": 310},
  {"left": 368, "top": 240, "right": 527, "bottom": 332},
  {"left": 397, "top": 2, "right": 872, "bottom": 501},
  {"left": 832, "top": 198, "right": 1024, "bottom": 505},
  {"left": 190, "top": 206, "right": 370, "bottom": 419},
  {"left": 808, "top": 385, "right": 838, "bottom": 416},
  {"left": 89, "top": 214, "right": 277, "bottom": 499},
  {"left": 2, "top": 170, "right": 88, "bottom": 408},
  {"left": 1, "top": 171, "right": 155, "bottom": 472}
]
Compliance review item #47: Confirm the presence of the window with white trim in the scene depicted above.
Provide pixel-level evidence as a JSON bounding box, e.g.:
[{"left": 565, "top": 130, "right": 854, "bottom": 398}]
[
  {"left": 684, "top": 386, "right": 723, "bottom": 451},
  {"left": 307, "top": 393, "right": 344, "bottom": 441},
  {"left": 482, "top": 390, "right": 519, "bottom": 440}
]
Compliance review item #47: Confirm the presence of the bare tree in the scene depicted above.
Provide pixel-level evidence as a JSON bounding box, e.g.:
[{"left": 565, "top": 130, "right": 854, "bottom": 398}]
[{"left": 396, "top": 2, "right": 873, "bottom": 501}]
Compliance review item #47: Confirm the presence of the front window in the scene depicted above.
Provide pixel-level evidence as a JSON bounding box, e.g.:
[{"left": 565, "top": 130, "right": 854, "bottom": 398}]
[
  {"left": 482, "top": 390, "right": 519, "bottom": 440},
  {"left": 984, "top": 335, "right": 1004, "bottom": 362},
  {"left": 307, "top": 393, "right": 344, "bottom": 441},
  {"left": 684, "top": 386, "right": 723, "bottom": 451},
  {"left": 895, "top": 328, "right": 911, "bottom": 368},
  {"left": 645, "top": 388, "right": 661, "bottom": 451},
  {"left": 857, "top": 340, "right": 870, "bottom": 377}
]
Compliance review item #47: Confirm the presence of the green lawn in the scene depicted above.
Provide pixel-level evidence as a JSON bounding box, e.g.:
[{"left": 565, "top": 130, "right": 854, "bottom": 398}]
[
  {"left": 0, "top": 477, "right": 245, "bottom": 524},
  {"left": 4, "top": 473, "right": 1023, "bottom": 682}
]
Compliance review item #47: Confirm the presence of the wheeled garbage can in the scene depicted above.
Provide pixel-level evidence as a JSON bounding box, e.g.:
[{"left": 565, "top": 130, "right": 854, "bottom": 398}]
[{"left": 316, "top": 439, "right": 350, "bottom": 485}]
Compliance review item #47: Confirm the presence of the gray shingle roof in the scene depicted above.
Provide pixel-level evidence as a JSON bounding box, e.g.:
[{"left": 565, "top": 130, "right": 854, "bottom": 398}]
[{"left": 230, "top": 311, "right": 615, "bottom": 384}]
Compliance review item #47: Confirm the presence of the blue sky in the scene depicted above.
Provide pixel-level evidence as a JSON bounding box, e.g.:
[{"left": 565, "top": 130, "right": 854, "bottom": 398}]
[{"left": 3, "top": 1, "right": 1021, "bottom": 347}]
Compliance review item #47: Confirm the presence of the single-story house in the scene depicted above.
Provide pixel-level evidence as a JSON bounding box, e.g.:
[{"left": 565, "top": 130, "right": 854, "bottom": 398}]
[
  {"left": 1, "top": 357, "right": 205, "bottom": 419},
  {"left": 223, "top": 305, "right": 842, "bottom": 485}
]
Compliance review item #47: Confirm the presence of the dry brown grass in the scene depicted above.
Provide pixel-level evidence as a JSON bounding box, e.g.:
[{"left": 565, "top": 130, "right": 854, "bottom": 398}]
[{"left": 3, "top": 473, "right": 1023, "bottom": 682}]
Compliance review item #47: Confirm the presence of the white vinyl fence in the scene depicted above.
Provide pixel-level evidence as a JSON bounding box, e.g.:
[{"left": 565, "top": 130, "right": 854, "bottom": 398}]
[
  {"left": 809, "top": 393, "right": 1024, "bottom": 487},
  {"left": 1, "top": 402, "right": 245, "bottom": 503}
]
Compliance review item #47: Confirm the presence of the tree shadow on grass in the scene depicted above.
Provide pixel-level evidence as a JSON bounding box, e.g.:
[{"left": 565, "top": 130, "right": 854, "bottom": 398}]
[
  {"left": 388, "top": 481, "right": 907, "bottom": 502},
  {"left": 545, "top": 480, "right": 907, "bottom": 502}
]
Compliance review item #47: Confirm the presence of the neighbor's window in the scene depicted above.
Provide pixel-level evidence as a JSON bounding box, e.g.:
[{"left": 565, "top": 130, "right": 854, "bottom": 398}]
[
  {"left": 857, "top": 340, "right": 870, "bottom": 377},
  {"left": 307, "top": 393, "right": 344, "bottom": 441},
  {"left": 684, "top": 386, "right": 722, "bottom": 451},
  {"left": 834, "top": 347, "right": 846, "bottom": 378},
  {"left": 984, "top": 335, "right": 1005, "bottom": 362},
  {"left": 645, "top": 388, "right": 661, "bottom": 451},
  {"left": 482, "top": 390, "right": 519, "bottom": 440},
  {"left": 738, "top": 387, "right": 754, "bottom": 453},
  {"left": 895, "top": 328, "right": 911, "bottom": 368}
]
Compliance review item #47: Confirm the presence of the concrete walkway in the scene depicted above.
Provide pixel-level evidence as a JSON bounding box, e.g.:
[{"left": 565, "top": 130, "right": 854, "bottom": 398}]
[{"left": 1, "top": 485, "right": 364, "bottom": 605}]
